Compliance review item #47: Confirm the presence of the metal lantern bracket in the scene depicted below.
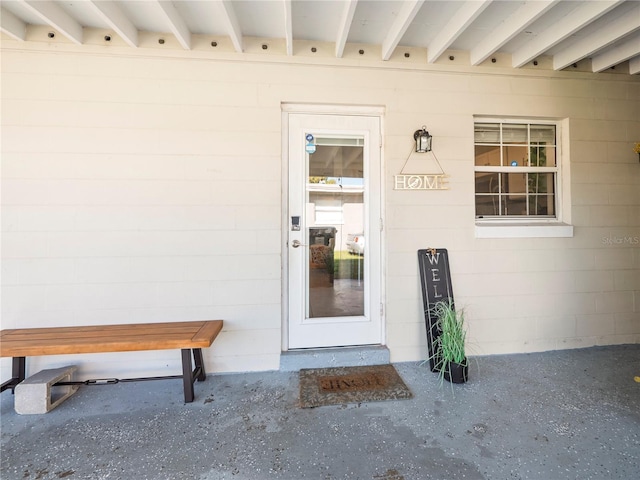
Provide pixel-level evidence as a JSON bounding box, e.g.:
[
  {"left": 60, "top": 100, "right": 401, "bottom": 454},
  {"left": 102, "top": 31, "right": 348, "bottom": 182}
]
[
  {"left": 395, "top": 130, "right": 448, "bottom": 190},
  {"left": 397, "top": 142, "right": 446, "bottom": 176}
]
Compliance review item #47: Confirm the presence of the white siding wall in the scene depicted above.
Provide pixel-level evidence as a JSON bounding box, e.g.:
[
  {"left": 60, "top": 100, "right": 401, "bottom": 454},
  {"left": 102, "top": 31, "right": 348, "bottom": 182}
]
[{"left": 1, "top": 40, "right": 638, "bottom": 379}]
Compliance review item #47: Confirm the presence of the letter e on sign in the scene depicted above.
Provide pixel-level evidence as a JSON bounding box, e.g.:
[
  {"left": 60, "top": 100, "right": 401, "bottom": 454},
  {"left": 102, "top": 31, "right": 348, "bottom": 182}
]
[{"left": 431, "top": 268, "right": 440, "bottom": 282}]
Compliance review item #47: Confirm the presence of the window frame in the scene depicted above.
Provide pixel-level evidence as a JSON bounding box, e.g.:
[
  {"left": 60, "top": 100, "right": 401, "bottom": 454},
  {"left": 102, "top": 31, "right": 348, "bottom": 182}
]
[{"left": 473, "top": 116, "right": 573, "bottom": 239}]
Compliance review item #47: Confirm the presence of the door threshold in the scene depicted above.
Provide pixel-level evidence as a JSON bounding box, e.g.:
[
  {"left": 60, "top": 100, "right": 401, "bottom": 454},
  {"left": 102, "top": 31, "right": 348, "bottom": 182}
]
[{"left": 279, "top": 345, "right": 390, "bottom": 371}]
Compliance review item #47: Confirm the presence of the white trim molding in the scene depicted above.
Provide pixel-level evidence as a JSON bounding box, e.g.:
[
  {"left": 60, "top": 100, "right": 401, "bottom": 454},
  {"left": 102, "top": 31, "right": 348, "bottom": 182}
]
[{"left": 475, "top": 222, "right": 574, "bottom": 238}]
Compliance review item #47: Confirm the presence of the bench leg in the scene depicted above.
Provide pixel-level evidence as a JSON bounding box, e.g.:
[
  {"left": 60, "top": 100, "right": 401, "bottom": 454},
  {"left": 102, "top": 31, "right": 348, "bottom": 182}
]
[
  {"left": 181, "top": 349, "right": 195, "bottom": 403},
  {"left": 1, "top": 357, "right": 26, "bottom": 394},
  {"left": 181, "top": 349, "right": 208, "bottom": 403},
  {"left": 193, "top": 348, "right": 206, "bottom": 382}
]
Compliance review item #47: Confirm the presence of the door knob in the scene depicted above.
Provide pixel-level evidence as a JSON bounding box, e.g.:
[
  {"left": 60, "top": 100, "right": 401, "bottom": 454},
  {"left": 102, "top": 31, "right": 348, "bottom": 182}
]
[{"left": 291, "top": 240, "right": 306, "bottom": 248}]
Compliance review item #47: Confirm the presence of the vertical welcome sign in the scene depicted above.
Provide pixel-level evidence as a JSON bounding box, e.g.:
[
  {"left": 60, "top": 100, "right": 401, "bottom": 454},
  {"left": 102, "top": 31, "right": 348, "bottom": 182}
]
[{"left": 417, "top": 248, "right": 454, "bottom": 372}]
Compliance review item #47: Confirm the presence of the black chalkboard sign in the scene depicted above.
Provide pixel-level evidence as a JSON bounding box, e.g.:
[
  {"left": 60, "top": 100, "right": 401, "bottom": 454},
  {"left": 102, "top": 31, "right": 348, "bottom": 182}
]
[{"left": 418, "top": 248, "right": 454, "bottom": 372}]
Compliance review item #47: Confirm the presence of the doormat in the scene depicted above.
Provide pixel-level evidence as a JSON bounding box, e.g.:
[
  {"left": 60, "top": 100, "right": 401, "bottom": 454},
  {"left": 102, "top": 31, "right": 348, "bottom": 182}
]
[{"left": 299, "top": 364, "right": 413, "bottom": 408}]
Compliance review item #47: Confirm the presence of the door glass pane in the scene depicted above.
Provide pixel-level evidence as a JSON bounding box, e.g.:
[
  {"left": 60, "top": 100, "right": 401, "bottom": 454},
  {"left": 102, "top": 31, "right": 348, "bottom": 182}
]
[{"left": 307, "top": 137, "right": 365, "bottom": 319}]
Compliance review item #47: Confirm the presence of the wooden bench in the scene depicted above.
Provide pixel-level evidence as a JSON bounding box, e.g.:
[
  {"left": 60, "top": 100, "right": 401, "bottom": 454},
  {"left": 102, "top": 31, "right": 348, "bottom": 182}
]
[{"left": 0, "top": 320, "right": 223, "bottom": 403}]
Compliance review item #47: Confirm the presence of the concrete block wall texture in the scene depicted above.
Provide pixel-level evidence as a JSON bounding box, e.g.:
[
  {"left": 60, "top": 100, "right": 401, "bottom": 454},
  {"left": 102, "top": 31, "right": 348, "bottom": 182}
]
[{"left": 1, "top": 38, "right": 638, "bottom": 379}]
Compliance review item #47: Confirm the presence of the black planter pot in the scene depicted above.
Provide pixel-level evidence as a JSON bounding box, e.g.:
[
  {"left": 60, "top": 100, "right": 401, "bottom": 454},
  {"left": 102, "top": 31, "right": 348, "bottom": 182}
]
[{"left": 443, "top": 359, "right": 468, "bottom": 384}]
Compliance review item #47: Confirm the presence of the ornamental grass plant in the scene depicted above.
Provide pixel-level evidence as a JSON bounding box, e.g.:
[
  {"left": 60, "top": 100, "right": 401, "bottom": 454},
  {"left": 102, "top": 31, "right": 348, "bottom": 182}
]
[{"left": 430, "top": 299, "right": 468, "bottom": 385}]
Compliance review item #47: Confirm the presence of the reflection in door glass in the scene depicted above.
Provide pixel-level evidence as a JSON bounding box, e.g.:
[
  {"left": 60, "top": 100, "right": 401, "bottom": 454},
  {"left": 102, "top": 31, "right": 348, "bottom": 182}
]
[{"left": 307, "top": 137, "right": 365, "bottom": 319}]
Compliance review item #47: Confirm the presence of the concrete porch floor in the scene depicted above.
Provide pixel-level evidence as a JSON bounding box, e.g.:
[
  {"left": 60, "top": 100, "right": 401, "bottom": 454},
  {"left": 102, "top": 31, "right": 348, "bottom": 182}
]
[{"left": 1, "top": 345, "right": 638, "bottom": 480}]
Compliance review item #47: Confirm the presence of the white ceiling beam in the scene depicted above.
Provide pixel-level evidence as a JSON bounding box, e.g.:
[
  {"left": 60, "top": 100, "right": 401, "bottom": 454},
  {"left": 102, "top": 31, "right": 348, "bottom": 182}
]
[
  {"left": 512, "top": 0, "right": 623, "bottom": 68},
  {"left": 591, "top": 34, "right": 640, "bottom": 72},
  {"left": 156, "top": 1, "right": 191, "bottom": 50},
  {"left": 629, "top": 56, "right": 640, "bottom": 75},
  {"left": 427, "top": 0, "right": 492, "bottom": 63},
  {"left": 284, "top": 0, "right": 293, "bottom": 56},
  {"left": 19, "top": 0, "right": 83, "bottom": 45},
  {"left": 218, "top": 0, "right": 243, "bottom": 53},
  {"left": 1, "top": 7, "right": 26, "bottom": 41},
  {"left": 553, "top": 3, "right": 640, "bottom": 71},
  {"left": 87, "top": 0, "right": 138, "bottom": 48},
  {"left": 381, "top": 0, "right": 425, "bottom": 61},
  {"left": 336, "top": 0, "right": 358, "bottom": 58},
  {"left": 470, "top": 0, "right": 559, "bottom": 66}
]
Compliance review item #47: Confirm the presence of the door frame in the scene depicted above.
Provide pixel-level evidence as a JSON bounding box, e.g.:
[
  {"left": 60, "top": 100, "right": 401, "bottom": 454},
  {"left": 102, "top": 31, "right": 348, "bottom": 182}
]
[{"left": 280, "top": 103, "right": 386, "bottom": 351}]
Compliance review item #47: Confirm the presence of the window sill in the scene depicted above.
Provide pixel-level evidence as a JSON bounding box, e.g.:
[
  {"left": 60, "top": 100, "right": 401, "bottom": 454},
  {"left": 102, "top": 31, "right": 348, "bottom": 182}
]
[{"left": 475, "top": 222, "right": 574, "bottom": 239}]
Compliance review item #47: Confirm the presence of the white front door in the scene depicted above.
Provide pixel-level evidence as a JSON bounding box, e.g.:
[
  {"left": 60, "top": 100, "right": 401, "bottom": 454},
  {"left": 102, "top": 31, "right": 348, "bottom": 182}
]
[{"left": 287, "top": 113, "right": 382, "bottom": 349}]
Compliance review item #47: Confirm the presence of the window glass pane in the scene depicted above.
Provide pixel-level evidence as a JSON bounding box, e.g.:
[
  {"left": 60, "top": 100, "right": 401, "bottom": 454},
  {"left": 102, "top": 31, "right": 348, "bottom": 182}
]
[
  {"left": 529, "top": 194, "right": 555, "bottom": 216},
  {"left": 475, "top": 172, "right": 498, "bottom": 193},
  {"left": 502, "top": 145, "right": 528, "bottom": 166},
  {"left": 476, "top": 195, "right": 499, "bottom": 216},
  {"left": 502, "top": 124, "right": 527, "bottom": 144},
  {"left": 530, "top": 125, "right": 555, "bottom": 144},
  {"left": 475, "top": 123, "right": 500, "bottom": 143},
  {"left": 527, "top": 173, "right": 554, "bottom": 194},
  {"left": 475, "top": 145, "right": 500, "bottom": 166},
  {"left": 316, "top": 137, "right": 364, "bottom": 147},
  {"left": 474, "top": 120, "right": 559, "bottom": 219},
  {"left": 530, "top": 145, "right": 556, "bottom": 167},
  {"left": 501, "top": 173, "right": 527, "bottom": 194},
  {"left": 502, "top": 195, "right": 527, "bottom": 216}
]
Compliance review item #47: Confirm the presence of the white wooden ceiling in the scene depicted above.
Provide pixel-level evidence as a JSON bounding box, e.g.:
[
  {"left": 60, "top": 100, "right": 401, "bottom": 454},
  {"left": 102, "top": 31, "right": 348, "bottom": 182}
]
[{"left": 2, "top": 0, "right": 639, "bottom": 75}]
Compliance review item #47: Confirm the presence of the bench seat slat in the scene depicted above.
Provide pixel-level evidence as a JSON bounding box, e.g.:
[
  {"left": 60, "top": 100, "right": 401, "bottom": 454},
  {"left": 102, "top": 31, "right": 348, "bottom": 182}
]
[
  {"left": 2, "top": 325, "right": 204, "bottom": 342},
  {"left": 1, "top": 322, "right": 205, "bottom": 337},
  {"left": 191, "top": 320, "right": 224, "bottom": 344},
  {"left": 0, "top": 320, "right": 223, "bottom": 358}
]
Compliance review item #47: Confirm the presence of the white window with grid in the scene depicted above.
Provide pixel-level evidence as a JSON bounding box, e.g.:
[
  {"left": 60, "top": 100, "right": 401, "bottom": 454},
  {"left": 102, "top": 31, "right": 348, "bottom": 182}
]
[{"left": 474, "top": 118, "right": 573, "bottom": 238}]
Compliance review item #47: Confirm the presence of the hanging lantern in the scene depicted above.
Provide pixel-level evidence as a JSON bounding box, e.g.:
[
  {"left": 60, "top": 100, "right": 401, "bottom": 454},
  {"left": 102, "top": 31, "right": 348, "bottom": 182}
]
[{"left": 414, "top": 126, "right": 432, "bottom": 153}]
